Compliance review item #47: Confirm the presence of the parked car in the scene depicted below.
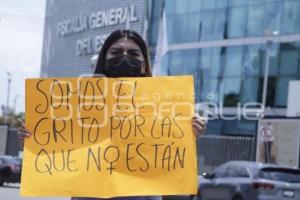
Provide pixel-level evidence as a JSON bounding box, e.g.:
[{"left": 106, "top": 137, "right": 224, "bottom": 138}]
[
  {"left": 0, "top": 155, "right": 22, "bottom": 186},
  {"left": 198, "top": 161, "right": 300, "bottom": 200},
  {"left": 13, "top": 157, "right": 23, "bottom": 166}
]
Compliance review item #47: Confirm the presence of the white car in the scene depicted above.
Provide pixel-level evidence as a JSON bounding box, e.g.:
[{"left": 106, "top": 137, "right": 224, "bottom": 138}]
[{"left": 198, "top": 161, "right": 300, "bottom": 200}]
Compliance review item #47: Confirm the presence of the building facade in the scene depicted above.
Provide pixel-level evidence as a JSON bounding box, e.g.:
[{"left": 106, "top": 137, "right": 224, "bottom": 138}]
[
  {"left": 41, "top": 0, "right": 300, "bottom": 136},
  {"left": 150, "top": 0, "right": 300, "bottom": 135},
  {"left": 40, "top": 0, "right": 147, "bottom": 77}
]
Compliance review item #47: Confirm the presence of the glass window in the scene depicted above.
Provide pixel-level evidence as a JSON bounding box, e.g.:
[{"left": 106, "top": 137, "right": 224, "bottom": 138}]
[
  {"left": 183, "top": 50, "right": 199, "bottom": 74},
  {"left": 199, "top": 77, "right": 222, "bottom": 103},
  {"left": 168, "top": 51, "right": 184, "bottom": 75},
  {"left": 243, "top": 45, "right": 263, "bottom": 76},
  {"left": 229, "top": 0, "right": 249, "bottom": 6},
  {"left": 187, "top": 0, "right": 202, "bottom": 13},
  {"left": 223, "top": 78, "right": 241, "bottom": 106},
  {"left": 226, "top": 166, "right": 240, "bottom": 177},
  {"left": 148, "top": 18, "right": 159, "bottom": 46},
  {"left": 167, "top": 15, "right": 185, "bottom": 44},
  {"left": 236, "top": 119, "right": 257, "bottom": 136},
  {"left": 282, "top": 0, "right": 300, "bottom": 34},
  {"left": 222, "top": 120, "right": 240, "bottom": 135},
  {"left": 200, "top": 10, "right": 216, "bottom": 41},
  {"left": 225, "top": 46, "right": 244, "bottom": 77},
  {"left": 226, "top": 166, "right": 249, "bottom": 177},
  {"left": 167, "top": 13, "right": 201, "bottom": 43},
  {"left": 275, "top": 76, "right": 297, "bottom": 107},
  {"left": 165, "top": 0, "right": 187, "bottom": 15},
  {"left": 195, "top": 67, "right": 205, "bottom": 102},
  {"left": 200, "top": 48, "right": 212, "bottom": 73},
  {"left": 222, "top": 119, "right": 257, "bottom": 135},
  {"left": 166, "top": 49, "right": 201, "bottom": 76},
  {"left": 279, "top": 43, "right": 299, "bottom": 76},
  {"left": 185, "top": 13, "right": 201, "bottom": 42},
  {"left": 228, "top": 6, "right": 247, "bottom": 37},
  {"left": 216, "top": 0, "right": 229, "bottom": 9},
  {"left": 218, "top": 78, "right": 225, "bottom": 104},
  {"left": 206, "top": 119, "right": 223, "bottom": 135},
  {"left": 263, "top": 2, "right": 283, "bottom": 36},
  {"left": 248, "top": 0, "right": 262, "bottom": 5},
  {"left": 214, "top": 9, "right": 227, "bottom": 40},
  {"left": 211, "top": 48, "right": 225, "bottom": 77},
  {"left": 201, "top": 76, "right": 218, "bottom": 103},
  {"left": 201, "top": 0, "right": 216, "bottom": 10},
  {"left": 259, "top": 168, "right": 300, "bottom": 183},
  {"left": 238, "top": 167, "right": 250, "bottom": 177},
  {"left": 257, "top": 76, "right": 277, "bottom": 107},
  {"left": 160, "top": 53, "right": 169, "bottom": 75},
  {"left": 241, "top": 77, "right": 259, "bottom": 104},
  {"left": 269, "top": 43, "right": 280, "bottom": 76},
  {"left": 165, "top": 0, "right": 176, "bottom": 15},
  {"left": 214, "top": 164, "right": 229, "bottom": 178},
  {"left": 246, "top": 4, "right": 265, "bottom": 36},
  {"left": 206, "top": 78, "right": 221, "bottom": 103},
  {"left": 259, "top": 43, "right": 280, "bottom": 76}
]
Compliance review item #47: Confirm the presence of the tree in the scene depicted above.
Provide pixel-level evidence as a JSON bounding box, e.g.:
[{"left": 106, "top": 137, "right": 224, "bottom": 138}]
[{"left": 0, "top": 111, "right": 24, "bottom": 128}]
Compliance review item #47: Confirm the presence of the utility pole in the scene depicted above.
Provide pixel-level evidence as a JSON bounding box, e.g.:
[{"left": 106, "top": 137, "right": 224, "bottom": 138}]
[
  {"left": 13, "top": 95, "right": 18, "bottom": 114},
  {"left": 5, "top": 72, "right": 12, "bottom": 124},
  {"left": 261, "top": 30, "right": 279, "bottom": 116}
]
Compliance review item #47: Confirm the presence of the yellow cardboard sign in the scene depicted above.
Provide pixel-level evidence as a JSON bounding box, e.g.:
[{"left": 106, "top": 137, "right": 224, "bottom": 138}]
[{"left": 21, "top": 76, "right": 197, "bottom": 198}]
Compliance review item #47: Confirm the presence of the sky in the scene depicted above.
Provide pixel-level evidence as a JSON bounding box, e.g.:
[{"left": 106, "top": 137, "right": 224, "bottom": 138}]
[{"left": 0, "top": 0, "right": 46, "bottom": 114}]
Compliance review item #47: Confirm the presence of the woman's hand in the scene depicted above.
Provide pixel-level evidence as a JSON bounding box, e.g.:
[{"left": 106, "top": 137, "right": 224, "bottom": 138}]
[
  {"left": 17, "top": 119, "right": 32, "bottom": 148},
  {"left": 192, "top": 113, "right": 206, "bottom": 137}
]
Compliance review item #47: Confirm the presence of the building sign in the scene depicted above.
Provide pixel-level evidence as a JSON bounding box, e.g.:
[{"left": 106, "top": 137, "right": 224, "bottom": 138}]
[
  {"left": 56, "top": 5, "right": 139, "bottom": 57},
  {"left": 259, "top": 124, "right": 274, "bottom": 142},
  {"left": 57, "top": 6, "right": 138, "bottom": 36}
]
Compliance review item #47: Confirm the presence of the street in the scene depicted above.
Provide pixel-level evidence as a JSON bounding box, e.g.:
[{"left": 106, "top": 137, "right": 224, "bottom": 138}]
[{"left": 0, "top": 184, "right": 67, "bottom": 200}]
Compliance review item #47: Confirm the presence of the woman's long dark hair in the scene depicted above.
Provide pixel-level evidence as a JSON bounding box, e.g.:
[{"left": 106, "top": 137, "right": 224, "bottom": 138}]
[{"left": 94, "top": 30, "right": 152, "bottom": 77}]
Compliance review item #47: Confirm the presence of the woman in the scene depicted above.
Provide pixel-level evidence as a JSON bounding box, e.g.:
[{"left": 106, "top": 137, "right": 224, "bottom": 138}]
[{"left": 18, "top": 30, "right": 206, "bottom": 200}]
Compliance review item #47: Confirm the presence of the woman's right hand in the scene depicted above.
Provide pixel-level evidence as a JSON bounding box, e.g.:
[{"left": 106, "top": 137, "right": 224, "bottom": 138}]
[{"left": 17, "top": 119, "right": 32, "bottom": 148}]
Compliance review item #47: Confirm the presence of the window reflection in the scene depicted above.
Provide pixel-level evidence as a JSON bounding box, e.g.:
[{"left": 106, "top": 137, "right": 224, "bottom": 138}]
[
  {"left": 210, "top": 48, "right": 223, "bottom": 77},
  {"left": 230, "top": 0, "right": 249, "bottom": 6},
  {"left": 275, "top": 77, "right": 296, "bottom": 107},
  {"left": 247, "top": 4, "right": 264, "bottom": 36},
  {"left": 264, "top": 2, "right": 282, "bottom": 36},
  {"left": 164, "top": 41, "right": 299, "bottom": 108},
  {"left": 225, "top": 46, "right": 243, "bottom": 77},
  {"left": 223, "top": 78, "right": 241, "bottom": 106},
  {"left": 243, "top": 45, "right": 263, "bottom": 76},
  {"left": 164, "top": 0, "right": 300, "bottom": 43},
  {"left": 241, "top": 77, "right": 259, "bottom": 104},
  {"left": 228, "top": 6, "right": 247, "bottom": 38},
  {"left": 201, "top": 0, "right": 216, "bottom": 10},
  {"left": 282, "top": 0, "right": 300, "bottom": 35},
  {"left": 279, "top": 43, "right": 299, "bottom": 75}
]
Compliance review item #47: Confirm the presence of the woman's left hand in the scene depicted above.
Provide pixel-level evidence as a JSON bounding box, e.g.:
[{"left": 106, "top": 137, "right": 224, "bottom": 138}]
[{"left": 192, "top": 113, "right": 206, "bottom": 137}]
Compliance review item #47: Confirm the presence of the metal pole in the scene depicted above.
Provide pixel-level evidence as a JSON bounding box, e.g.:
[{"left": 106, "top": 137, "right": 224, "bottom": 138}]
[
  {"left": 13, "top": 95, "right": 18, "bottom": 114},
  {"left": 5, "top": 72, "right": 11, "bottom": 124},
  {"left": 262, "top": 41, "right": 272, "bottom": 113}
]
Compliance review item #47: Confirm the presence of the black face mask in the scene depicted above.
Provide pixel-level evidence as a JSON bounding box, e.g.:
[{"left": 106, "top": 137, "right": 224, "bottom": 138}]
[{"left": 104, "top": 54, "right": 146, "bottom": 77}]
